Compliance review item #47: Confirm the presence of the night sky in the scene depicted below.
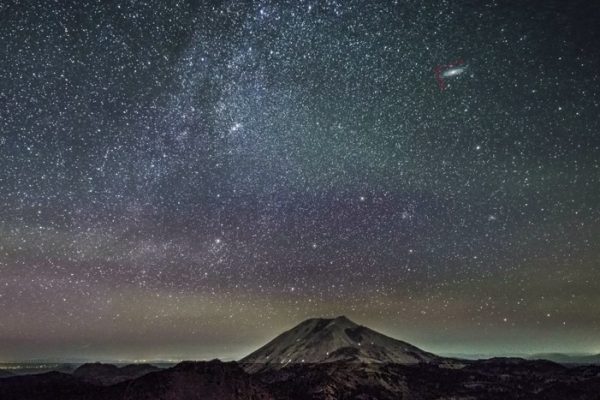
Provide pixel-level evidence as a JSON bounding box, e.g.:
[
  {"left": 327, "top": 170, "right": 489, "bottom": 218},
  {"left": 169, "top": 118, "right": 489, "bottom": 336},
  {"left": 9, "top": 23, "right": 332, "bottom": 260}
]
[{"left": 1, "top": 0, "right": 600, "bottom": 362}]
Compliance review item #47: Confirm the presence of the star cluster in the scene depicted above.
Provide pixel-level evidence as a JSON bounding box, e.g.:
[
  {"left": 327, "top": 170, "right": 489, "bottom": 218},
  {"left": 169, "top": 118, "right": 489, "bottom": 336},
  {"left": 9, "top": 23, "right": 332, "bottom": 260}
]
[{"left": 1, "top": 0, "right": 599, "bottom": 361}]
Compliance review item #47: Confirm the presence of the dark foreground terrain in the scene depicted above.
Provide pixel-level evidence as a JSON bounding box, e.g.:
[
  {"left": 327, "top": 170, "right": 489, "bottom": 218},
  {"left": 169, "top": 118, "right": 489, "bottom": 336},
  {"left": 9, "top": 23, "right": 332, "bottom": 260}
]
[
  {"left": 2, "top": 358, "right": 600, "bottom": 400},
  {"left": 3, "top": 318, "right": 600, "bottom": 399}
]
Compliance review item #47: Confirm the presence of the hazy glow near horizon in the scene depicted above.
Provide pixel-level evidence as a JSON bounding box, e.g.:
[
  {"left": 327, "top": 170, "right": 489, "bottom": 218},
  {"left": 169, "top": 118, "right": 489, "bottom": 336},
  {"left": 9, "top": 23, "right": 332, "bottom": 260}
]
[{"left": 1, "top": 0, "right": 599, "bottom": 361}]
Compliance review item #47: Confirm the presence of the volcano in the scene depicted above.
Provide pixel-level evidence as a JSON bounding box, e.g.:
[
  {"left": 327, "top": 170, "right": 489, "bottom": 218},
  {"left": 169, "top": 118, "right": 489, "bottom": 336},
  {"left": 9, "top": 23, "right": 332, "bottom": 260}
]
[{"left": 240, "top": 316, "right": 438, "bottom": 372}]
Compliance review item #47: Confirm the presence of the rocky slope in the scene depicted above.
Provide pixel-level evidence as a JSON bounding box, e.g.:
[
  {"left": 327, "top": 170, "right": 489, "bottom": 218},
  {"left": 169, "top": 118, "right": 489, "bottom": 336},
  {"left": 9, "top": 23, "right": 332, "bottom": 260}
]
[
  {"left": 241, "top": 316, "right": 438, "bottom": 373},
  {"left": 115, "top": 360, "right": 274, "bottom": 400}
]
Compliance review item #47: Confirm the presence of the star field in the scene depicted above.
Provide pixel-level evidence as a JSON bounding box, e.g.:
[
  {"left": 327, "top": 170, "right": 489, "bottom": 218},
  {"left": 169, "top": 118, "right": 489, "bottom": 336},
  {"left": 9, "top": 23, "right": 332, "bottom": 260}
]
[{"left": 1, "top": 0, "right": 599, "bottom": 361}]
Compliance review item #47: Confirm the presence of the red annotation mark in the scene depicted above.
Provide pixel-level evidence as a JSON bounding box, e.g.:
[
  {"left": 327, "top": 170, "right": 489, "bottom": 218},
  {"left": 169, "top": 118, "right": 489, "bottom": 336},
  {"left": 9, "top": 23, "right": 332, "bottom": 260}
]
[{"left": 433, "top": 59, "right": 465, "bottom": 91}]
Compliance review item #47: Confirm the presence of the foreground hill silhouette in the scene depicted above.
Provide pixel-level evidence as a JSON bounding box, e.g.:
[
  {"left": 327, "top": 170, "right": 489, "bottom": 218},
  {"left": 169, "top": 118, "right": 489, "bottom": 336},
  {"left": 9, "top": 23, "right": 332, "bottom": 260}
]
[
  {"left": 0, "top": 370, "right": 13, "bottom": 378},
  {"left": 0, "top": 361, "right": 273, "bottom": 400},
  {"left": 72, "top": 362, "right": 161, "bottom": 385},
  {"left": 2, "top": 317, "right": 600, "bottom": 399}
]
